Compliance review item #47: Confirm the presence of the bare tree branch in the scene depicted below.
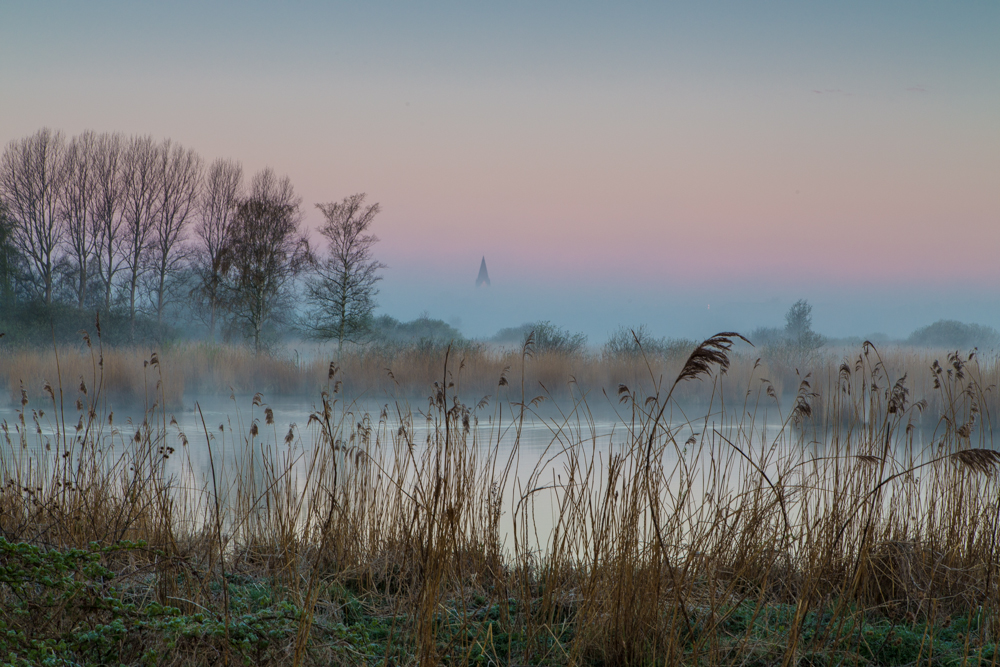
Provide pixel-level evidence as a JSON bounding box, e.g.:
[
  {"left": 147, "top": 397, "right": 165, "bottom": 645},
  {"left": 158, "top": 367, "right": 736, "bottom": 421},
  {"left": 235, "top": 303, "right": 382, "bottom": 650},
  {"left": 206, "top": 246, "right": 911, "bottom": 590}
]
[
  {"left": 193, "top": 158, "right": 243, "bottom": 342},
  {"left": 224, "top": 168, "right": 309, "bottom": 353},
  {"left": 305, "top": 193, "right": 386, "bottom": 352},
  {"left": 0, "top": 128, "right": 67, "bottom": 305},
  {"left": 60, "top": 131, "right": 97, "bottom": 308},
  {"left": 89, "top": 132, "right": 126, "bottom": 312},
  {"left": 147, "top": 139, "right": 202, "bottom": 327},
  {"left": 120, "top": 136, "right": 162, "bottom": 337}
]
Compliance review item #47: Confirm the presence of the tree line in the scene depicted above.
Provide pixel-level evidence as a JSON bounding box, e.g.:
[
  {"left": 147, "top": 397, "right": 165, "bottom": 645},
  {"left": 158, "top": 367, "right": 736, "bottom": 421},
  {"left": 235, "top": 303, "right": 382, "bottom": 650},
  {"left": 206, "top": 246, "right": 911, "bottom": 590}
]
[{"left": 0, "top": 128, "right": 384, "bottom": 351}]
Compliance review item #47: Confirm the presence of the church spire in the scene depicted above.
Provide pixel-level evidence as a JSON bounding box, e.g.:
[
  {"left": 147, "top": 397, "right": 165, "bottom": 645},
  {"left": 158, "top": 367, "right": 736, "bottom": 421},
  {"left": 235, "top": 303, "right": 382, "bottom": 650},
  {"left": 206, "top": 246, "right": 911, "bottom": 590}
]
[{"left": 476, "top": 256, "right": 491, "bottom": 287}]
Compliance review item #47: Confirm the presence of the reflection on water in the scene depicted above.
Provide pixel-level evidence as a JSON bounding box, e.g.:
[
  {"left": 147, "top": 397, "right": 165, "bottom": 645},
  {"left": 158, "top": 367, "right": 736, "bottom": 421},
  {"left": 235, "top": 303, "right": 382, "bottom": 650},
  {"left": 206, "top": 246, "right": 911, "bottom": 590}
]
[{"left": 0, "top": 391, "right": 942, "bottom": 554}]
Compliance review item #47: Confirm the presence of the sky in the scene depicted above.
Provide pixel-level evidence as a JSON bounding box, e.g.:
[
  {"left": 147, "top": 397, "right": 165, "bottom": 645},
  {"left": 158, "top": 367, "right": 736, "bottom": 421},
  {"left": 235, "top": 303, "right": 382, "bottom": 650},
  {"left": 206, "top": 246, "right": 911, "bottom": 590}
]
[{"left": 2, "top": 1, "right": 998, "bottom": 341}]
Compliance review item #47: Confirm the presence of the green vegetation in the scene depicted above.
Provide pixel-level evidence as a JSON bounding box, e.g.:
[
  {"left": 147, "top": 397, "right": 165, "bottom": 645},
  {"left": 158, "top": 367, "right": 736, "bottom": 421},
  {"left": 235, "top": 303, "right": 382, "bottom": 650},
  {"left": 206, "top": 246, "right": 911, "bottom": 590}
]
[
  {"left": 0, "top": 539, "right": 301, "bottom": 665},
  {"left": 2, "top": 538, "right": 994, "bottom": 665}
]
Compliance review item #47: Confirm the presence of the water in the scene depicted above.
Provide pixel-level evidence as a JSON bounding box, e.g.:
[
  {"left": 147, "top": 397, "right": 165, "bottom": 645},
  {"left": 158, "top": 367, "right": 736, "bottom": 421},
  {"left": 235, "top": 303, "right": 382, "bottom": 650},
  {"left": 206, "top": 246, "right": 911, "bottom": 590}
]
[
  {"left": 0, "top": 392, "right": 725, "bottom": 543},
  {"left": 1, "top": 391, "right": 947, "bottom": 555}
]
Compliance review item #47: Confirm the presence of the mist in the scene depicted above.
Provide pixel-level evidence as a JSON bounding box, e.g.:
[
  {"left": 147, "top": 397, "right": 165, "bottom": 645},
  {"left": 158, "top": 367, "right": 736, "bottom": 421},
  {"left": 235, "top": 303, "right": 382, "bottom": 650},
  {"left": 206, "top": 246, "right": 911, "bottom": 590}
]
[{"left": 376, "top": 262, "right": 1000, "bottom": 346}]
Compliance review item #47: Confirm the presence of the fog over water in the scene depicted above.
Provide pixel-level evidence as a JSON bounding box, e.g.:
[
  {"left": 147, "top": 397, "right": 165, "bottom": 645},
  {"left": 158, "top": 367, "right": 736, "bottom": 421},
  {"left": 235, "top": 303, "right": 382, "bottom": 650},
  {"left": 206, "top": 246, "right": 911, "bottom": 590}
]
[
  {"left": 0, "top": 393, "right": 686, "bottom": 548},
  {"left": 1, "top": 386, "right": 949, "bottom": 552},
  {"left": 376, "top": 270, "right": 1000, "bottom": 345}
]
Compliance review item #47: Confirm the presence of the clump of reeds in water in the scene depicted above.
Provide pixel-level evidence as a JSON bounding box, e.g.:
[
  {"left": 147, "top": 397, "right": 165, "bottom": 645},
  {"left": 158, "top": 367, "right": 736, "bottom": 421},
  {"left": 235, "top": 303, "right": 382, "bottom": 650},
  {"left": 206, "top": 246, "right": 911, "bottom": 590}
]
[{"left": 0, "top": 328, "right": 998, "bottom": 665}]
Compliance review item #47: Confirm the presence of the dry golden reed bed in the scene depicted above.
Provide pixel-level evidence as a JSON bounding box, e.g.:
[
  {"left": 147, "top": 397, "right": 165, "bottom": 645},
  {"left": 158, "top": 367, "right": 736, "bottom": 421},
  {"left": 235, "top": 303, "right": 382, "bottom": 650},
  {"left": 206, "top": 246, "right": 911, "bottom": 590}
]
[
  {"left": 3, "top": 337, "right": 999, "bottom": 421},
  {"left": 0, "top": 333, "right": 998, "bottom": 665}
]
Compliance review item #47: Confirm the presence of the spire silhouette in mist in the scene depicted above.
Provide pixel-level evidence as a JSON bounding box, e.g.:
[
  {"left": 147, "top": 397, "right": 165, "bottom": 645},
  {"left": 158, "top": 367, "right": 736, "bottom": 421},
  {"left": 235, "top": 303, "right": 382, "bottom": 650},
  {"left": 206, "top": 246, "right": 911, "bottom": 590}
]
[{"left": 476, "top": 256, "right": 491, "bottom": 287}]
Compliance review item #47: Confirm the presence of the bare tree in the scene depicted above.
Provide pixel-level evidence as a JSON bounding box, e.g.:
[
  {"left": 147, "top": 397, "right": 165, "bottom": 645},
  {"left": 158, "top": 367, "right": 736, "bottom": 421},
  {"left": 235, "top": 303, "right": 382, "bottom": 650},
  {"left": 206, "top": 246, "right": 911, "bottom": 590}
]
[
  {"left": 249, "top": 167, "right": 299, "bottom": 211},
  {"left": 60, "top": 131, "right": 97, "bottom": 307},
  {"left": 0, "top": 128, "right": 67, "bottom": 305},
  {"left": 147, "top": 139, "right": 201, "bottom": 326},
  {"left": 193, "top": 158, "right": 243, "bottom": 341},
  {"left": 305, "top": 193, "right": 386, "bottom": 352},
  {"left": 224, "top": 168, "right": 309, "bottom": 353},
  {"left": 0, "top": 200, "right": 15, "bottom": 308},
  {"left": 120, "top": 136, "right": 162, "bottom": 334},
  {"left": 90, "top": 132, "right": 126, "bottom": 312}
]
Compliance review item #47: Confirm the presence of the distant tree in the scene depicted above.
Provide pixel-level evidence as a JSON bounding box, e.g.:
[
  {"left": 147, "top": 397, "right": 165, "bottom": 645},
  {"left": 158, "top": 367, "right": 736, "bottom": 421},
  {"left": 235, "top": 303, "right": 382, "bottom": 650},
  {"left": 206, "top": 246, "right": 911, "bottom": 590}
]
[
  {"left": 748, "top": 326, "right": 786, "bottom": 348},
  {"left": 0, "top": 201, "right": 16, "bottom": 309},
  {"left": 491, "top": 324, "right": 534, "bottom": 344},
  {"left": 907, "top": 320, "right": 1000, "bottom": 350},
  {"left": 193, "top": 158, "right": 243, "bottom": 342},
  {"left": 603, "top": 324, "right": 659, "bottom": 358},
  {"left": 534, "top": 321, "right": 587, "bottom": 354},
  {"left": 147, "top": 139, "right": 201, "bottom": 327},
  {"left": 0, "top": 128, "right": 67, "bottom": 305},
  {"left": 784, "top": 299, "right": 824, "bottom": 350},
  {"left": 120, "top": 136, "right": 162, "bottom": 335},
  {"left": 496, "top": 321, "right": 587, "bottom": 354},
  {"left": 60, "top": 131, "right": 97, "bottom": 308},
  {"left": 371, "top": 314, "right": 462, "bottom": 347},
  {"left": 602, "top": 325, "right": 694, "bottom": 360},
  {"left": 89, "top": 132, "right": 126, "bottom": 312},
  {"left": 304, "top": 193, "right": 386, "bottom": 352},
  {"left": 224, "top": 169, "right": 309, "bottom": 353}
]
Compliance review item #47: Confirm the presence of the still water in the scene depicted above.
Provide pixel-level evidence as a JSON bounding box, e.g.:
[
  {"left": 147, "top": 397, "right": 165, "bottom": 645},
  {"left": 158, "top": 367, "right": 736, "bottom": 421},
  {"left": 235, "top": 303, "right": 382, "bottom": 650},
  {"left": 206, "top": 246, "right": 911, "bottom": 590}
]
[{"left": 0, "top": 391, "right": 922, "bottom": 552}]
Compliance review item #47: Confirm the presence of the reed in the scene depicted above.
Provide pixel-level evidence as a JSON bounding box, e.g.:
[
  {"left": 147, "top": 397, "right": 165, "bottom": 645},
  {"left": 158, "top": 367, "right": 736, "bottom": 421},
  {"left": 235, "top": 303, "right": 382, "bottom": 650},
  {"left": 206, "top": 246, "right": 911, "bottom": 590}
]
[
  {"left": 0, "top": 335, "right": 998, "bottom": 665},
  {"left": 5, "top": 338, "right": 999, "bottom": 420}
]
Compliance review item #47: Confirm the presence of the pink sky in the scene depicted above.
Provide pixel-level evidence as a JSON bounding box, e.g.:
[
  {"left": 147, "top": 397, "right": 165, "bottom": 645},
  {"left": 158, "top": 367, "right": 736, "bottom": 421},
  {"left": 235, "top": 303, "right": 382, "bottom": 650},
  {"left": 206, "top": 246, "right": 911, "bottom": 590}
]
[{"left": 1, "top": 2, "right": 997, "bottom": 336}]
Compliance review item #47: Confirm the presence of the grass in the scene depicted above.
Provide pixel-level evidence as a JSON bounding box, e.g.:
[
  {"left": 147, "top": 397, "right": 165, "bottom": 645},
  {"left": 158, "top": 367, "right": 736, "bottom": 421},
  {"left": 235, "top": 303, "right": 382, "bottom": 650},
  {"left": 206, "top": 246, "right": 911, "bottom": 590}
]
[{"left": 0, "top": 332, "right": 999, "bottom": 665}]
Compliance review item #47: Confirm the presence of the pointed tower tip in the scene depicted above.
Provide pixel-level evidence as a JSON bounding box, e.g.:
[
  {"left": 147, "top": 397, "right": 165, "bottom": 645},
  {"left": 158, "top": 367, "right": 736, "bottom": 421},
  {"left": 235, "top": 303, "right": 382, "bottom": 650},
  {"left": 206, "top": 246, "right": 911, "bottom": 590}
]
[{"left": 476, "top": 256, "right": 491, "bottom": 287}]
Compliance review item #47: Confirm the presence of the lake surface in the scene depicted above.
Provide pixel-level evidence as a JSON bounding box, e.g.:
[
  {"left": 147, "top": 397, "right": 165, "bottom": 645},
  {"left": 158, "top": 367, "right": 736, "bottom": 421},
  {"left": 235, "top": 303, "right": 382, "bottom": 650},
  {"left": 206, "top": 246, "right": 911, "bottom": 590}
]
[{"left": 0, "top": 391, "right": 947, "bottom": 554}]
